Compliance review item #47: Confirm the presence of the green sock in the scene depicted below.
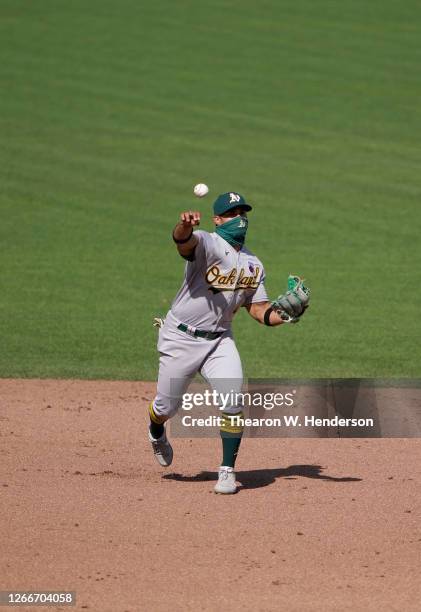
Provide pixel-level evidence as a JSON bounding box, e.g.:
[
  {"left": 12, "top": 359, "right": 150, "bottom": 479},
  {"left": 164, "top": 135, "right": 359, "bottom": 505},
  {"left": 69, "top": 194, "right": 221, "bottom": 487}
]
[
  {"left": 221, "top": 432, "right": 243, "bottom": 468},
  {"left": 149, "top": 419, "right": 164, "bottom": 439},
  {"left": 148, "top": 402, "right": 165, "bottom": 439}
]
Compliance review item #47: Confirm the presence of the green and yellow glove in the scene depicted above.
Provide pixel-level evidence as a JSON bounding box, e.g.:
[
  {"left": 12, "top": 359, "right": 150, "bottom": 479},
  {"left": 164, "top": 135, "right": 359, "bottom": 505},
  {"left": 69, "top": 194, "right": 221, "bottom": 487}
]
[{"left": 272, "top": 275, "right": 310, "bottom": 324}]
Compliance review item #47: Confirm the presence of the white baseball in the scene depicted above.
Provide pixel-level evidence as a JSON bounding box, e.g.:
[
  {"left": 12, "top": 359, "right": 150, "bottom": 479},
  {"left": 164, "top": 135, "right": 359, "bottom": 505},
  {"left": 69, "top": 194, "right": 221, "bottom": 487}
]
[{"left": 193, "top": 183, "right": 209, "bottom": 198}]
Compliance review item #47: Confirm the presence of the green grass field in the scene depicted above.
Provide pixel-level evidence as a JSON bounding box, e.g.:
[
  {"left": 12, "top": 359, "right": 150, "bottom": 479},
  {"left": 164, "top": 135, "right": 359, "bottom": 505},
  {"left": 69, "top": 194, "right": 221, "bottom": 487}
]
[{"left": 1, "top": 0, "right": 420, "bottom": 379}]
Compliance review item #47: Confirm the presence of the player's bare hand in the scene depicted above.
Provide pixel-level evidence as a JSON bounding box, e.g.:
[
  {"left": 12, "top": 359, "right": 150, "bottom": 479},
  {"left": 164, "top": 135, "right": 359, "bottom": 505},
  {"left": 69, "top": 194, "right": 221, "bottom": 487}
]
[{"left": 180, "top": 211, "right": 201, "bottom": 227}]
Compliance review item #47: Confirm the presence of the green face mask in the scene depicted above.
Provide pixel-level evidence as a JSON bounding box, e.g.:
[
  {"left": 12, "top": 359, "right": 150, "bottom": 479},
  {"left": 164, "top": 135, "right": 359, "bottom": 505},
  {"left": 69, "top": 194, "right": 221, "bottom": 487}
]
[{"left": 215, "top": 215, "right": 249, "bottom": 248}]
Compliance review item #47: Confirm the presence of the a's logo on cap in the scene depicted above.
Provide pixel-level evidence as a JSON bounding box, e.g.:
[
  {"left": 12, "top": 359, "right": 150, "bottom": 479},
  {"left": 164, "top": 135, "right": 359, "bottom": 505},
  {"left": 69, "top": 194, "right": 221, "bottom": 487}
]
[{"left": 229, "top": 192, "right": 241, "bottom": 204}]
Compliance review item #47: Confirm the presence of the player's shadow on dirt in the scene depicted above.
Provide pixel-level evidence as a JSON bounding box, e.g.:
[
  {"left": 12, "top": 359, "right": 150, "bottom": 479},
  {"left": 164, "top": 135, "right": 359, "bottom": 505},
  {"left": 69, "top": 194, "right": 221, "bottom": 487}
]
[{"left": 163, "top": 464, "right": 362, "bottom": 490}]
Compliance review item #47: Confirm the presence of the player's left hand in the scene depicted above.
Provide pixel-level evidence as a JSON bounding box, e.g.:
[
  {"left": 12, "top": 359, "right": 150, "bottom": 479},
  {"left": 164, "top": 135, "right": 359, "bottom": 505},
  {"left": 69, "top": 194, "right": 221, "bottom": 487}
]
[{"left": 272, "top": 275, "right": 310, "bottom": 323}]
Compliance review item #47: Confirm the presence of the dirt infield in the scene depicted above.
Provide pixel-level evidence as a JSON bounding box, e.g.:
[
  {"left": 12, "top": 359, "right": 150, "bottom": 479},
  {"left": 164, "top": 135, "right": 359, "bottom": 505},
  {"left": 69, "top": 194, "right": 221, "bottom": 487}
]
[{"left": 1, "top": 379, "right": 420, "bottom": 611}]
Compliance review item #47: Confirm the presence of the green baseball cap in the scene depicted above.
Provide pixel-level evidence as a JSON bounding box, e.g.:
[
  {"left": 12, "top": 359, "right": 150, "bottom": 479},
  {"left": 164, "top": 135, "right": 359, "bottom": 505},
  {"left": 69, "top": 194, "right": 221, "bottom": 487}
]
[{"left": 213, "top": 192, "right": 252, "bottom": 215}]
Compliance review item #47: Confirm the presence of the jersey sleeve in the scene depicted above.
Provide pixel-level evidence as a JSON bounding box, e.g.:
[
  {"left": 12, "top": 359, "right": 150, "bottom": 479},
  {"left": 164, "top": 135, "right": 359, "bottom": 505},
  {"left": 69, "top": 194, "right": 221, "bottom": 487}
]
[
  {"left": 184, "top": 230, "right": 212, "bottom": 265},
  {"left": 243, "top": 266, "right": 269, "bottom": 305}
]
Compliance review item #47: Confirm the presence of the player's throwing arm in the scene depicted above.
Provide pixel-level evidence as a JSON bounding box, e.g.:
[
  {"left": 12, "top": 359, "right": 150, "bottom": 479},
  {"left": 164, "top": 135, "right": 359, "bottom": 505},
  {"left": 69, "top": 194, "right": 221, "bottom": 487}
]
[{"left": 172, "top": 210, "right": 201, "bottom": 258}]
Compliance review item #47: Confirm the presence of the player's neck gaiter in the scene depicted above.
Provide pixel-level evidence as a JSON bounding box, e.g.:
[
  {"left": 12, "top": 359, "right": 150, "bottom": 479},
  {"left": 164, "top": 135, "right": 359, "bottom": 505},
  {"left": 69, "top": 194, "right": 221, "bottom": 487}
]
[{"left": 215, "top": 216, "right": 248, "bottom": 248}]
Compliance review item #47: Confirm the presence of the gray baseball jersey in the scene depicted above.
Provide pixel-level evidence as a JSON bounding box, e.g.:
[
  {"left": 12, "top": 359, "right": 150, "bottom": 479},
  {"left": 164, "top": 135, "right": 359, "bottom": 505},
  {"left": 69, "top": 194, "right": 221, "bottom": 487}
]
[{"left": 170, "top": 230, "right": 268, "bottom": 331}]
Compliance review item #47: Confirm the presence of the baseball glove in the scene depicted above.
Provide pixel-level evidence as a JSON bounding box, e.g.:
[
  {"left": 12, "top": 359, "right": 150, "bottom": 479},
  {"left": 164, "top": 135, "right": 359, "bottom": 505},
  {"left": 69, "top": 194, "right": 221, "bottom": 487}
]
[{"left": 272, "top": 275, "right": 310, "bottom": 323}]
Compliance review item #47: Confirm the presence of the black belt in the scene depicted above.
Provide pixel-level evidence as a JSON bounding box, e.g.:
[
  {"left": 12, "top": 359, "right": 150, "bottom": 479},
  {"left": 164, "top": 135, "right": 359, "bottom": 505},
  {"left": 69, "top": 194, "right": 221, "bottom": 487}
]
[{"left": 177, "top": 323, "right": 224, "bottom": 340}]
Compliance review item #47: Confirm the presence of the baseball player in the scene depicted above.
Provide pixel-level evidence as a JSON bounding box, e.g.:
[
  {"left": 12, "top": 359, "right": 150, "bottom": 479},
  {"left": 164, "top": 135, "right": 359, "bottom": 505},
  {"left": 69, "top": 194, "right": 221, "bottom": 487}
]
[{"left": 149, "top": 192, "right": 310, "bottom": 494}]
